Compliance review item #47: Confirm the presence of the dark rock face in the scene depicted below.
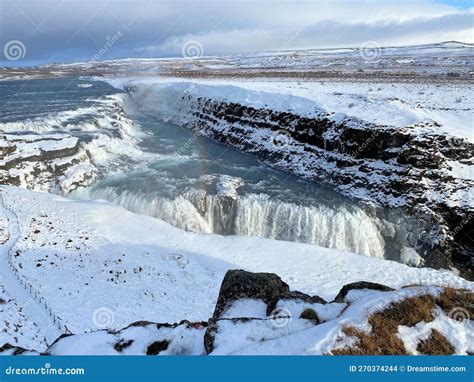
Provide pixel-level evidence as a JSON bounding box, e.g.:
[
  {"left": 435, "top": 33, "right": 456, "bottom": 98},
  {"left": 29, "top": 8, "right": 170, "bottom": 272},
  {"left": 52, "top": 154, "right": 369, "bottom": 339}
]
[
  {"left": 210, "top": 270, "right": 290, "bottom": 320},
  {"left": 300, "top": 308, "right": 320, "bottom": 323},
  {"left": 154, "top": 91, "right": 473, "bottom": 277},
  {"left": 333, "top": 282, "right": 395, "bottom": 303},
  {"left": 146, "top": 340, "right": 169, "bottom": 355},
  {"left": 285, "top": 290, "right": 326, "bottom": 305},
  {"left": 0, "top": 343, "right": 31, "bottom": 355},
  {"left": 204, "top": 269, "right": 326, "bottom": 354},
  {"left": 210, "top": 269, "right": 326, "bottom": 320}
]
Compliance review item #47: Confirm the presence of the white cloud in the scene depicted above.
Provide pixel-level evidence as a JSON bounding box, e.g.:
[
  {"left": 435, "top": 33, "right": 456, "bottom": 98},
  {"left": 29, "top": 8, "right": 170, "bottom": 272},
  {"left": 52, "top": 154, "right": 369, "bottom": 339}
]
[
  {"left": 1, "top": 0, "right": 472, "bottom": 64},
  {"left": 138, "top": 9, "right": 474, "bottom": 56}
]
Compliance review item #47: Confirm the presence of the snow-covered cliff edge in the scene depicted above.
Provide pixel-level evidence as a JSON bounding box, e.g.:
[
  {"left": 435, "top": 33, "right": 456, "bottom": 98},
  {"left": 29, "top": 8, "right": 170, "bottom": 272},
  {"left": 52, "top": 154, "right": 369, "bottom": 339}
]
[{"left": 117, "top": 80, "right": 473, "bottom": 277}]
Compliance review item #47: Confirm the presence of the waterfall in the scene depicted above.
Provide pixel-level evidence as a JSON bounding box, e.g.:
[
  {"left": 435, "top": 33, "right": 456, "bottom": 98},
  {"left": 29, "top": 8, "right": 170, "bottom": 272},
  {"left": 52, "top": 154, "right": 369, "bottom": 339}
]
[{"left": 72, "top": 187, "right": 386, "bottom": 258}]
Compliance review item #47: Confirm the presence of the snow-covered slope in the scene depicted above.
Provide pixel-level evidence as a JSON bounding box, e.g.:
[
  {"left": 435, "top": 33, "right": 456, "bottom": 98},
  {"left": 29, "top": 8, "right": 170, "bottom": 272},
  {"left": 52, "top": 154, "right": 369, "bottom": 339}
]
[
  {"left": 0, "top": 86, "right": 147, "bottom": 193},
  {"left": 4, "top": 270, "right": 472, "bottom": 356},
  {"left": 0, "top": 185, "right": 471, "bottom": 353},
  {"left": 1, "top": 41, "right": 472, "bottom": 81},
  {"left": 107, "top": 78, "right": 473, "bottom": 276}
]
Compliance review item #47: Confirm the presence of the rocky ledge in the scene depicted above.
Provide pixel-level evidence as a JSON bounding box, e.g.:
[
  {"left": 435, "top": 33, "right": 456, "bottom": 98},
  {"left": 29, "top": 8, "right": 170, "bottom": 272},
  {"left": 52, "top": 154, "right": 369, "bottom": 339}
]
[
  {"left": 132, "top": 84, "right": 473, "bottom": 277},
  {"left": 0, "top": 133, "right": 97, "bottom": 194},
  {"left": 2, "top": 270, "right": 472, "bottom": 355},
  {"left": 195, "top": 99, "right": 474, "bottom": 277}
]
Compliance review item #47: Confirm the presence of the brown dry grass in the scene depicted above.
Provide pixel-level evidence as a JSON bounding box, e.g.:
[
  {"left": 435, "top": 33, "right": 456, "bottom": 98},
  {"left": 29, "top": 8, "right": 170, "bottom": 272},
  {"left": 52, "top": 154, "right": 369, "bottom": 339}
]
[
  {"left": 436, "top": 288, "right": 474, "bottom": 317},
  {"left": 332, "top": 288, "right": 473, "bottom": 355},
  {"left": 417, "top": 329, "right": 455, "bottom": 355},
  {"left": 332, "top": 295, "right": 436, "bottom": 355}
]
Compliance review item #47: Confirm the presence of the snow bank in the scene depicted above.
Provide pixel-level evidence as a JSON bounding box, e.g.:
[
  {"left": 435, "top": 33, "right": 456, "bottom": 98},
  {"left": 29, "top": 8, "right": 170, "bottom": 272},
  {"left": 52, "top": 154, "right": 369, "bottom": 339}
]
[
  {"left": 107, "top": 76, "right": 473, "bottom": 142},
  {"left": 0, "top": 185, "right": 472, "bottom": 352}
]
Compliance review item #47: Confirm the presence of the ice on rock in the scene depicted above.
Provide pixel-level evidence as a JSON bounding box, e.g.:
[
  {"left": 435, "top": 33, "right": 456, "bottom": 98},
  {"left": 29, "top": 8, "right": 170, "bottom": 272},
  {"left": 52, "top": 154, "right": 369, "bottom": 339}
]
[{"left": 400, "top": 247, "right": 425, "bottom": 267}]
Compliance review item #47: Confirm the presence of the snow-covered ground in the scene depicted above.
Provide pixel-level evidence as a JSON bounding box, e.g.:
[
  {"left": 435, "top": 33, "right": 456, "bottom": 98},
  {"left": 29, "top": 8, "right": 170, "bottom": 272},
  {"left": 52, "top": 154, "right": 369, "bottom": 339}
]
[
  {"left": 208, "top": 286, "right": 473, "bottom": 355},
  {"left": 10, "top": 278, "right": 473, "bottom": 355},
  {"left": 106, "top": 78, "right": 473, "bottom": 216},
  {"left": 0, "top": 41, "right": 472, "bottom": 355},
  {"left": 0, "top": 185, "right": 471, "bottom": 353},
  {"left": 2, "top": 41, "right": 472, "bottom": 81},
  {"left": 107, "top": 76, "right": 473, "bottom": 144}
]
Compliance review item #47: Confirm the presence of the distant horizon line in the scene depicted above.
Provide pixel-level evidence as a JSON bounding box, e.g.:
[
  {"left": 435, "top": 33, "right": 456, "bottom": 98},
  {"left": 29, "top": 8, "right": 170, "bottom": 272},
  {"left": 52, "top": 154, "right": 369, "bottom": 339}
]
[{"left": 2, "top": 39, "right": 473, "bottom": 69}]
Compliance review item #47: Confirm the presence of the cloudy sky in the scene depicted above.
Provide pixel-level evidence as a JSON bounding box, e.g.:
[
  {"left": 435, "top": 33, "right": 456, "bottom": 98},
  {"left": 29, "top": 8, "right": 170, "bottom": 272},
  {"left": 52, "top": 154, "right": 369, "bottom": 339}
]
[{"left": 0, "top": 0, "right": 472, "bottom": 66}]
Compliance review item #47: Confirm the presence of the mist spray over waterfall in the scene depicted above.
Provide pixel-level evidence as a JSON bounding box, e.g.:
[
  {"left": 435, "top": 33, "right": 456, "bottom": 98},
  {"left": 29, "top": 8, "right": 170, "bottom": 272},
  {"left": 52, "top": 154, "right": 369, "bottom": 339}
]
[
  {"left": 73, "top": 185, "right": 386, "bottom": 258},
  {"left": 71, "top": 84, "right": 392, "bottom": 260}
]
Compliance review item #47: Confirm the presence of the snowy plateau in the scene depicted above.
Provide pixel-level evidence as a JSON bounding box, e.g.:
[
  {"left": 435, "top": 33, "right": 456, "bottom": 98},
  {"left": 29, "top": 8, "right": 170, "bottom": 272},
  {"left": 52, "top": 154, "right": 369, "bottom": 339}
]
[{"left": 0, "top": 42, "right": 473, "bottom": 355}]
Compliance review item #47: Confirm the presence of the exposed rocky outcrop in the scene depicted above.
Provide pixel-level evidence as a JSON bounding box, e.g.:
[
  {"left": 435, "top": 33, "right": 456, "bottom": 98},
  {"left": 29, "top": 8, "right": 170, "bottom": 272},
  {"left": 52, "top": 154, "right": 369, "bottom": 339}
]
[
  {"left": 204, "top": 269, "right": 327, "bottom": 353},
  {"left": 209, "top": 269, "right": 326, "bottom": 320},
  {"left": 0, "top": 134, "right": 97, "bottom": 193},
  {"left": 146, "top": 340, "right": 169, "bottom": 355},
  {"left": 1, "top": 270, "right": 471, "bottom": 355},
  {"left": 333, "top": 281, "right": 395, "bottom": 303},
  {"left": 135, "top": 85, "right": 473, "bottom": 277}
]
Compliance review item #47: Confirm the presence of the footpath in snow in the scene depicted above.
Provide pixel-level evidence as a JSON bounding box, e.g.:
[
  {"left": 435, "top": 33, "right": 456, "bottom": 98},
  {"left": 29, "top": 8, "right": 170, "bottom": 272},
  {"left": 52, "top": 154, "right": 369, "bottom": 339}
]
[
  {"left": 0, "top": 185, "right": 472, "bottom": 352},
  {"left": 0, "top": 190, "right": 63, "bottom": 347}
]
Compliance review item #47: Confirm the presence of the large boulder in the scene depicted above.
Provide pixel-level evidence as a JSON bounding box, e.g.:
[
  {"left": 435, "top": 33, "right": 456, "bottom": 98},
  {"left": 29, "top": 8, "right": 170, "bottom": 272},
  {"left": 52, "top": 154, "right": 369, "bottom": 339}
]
[
  {"left": 210, "top": 269, "right": 325, "bottom": 320},
  {"left": 0, "top": 343, "right": 38, "bottom": 355},
  {"left": 333, "top": 281, "right": 394, "bottom": 303},
  {"left": 204, "top": 269, "right": 326, "bottom": 353}
]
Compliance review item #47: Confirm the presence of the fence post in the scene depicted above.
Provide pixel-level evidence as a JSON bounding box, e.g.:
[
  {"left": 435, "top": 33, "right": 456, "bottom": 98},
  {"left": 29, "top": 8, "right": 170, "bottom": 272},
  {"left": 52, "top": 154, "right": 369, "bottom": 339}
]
[{"left": 2, "top": 204, "right": 64, "bottom": 336}]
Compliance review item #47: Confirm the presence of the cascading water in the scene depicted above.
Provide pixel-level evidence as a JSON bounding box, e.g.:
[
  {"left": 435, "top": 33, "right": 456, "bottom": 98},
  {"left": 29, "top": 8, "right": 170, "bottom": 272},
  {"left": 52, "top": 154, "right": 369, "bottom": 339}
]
[
  {"left": 233, "top": 194, "right": 384, "bottom": 257},
  {"left": 70, "top": 87, "right": 388, "bottom": 259},
  {"left": 0, "top": 77, "right": 423, "bottom": 265},
  {"left": 73, "top": 186, "right": 385, "bottom": 258}
]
